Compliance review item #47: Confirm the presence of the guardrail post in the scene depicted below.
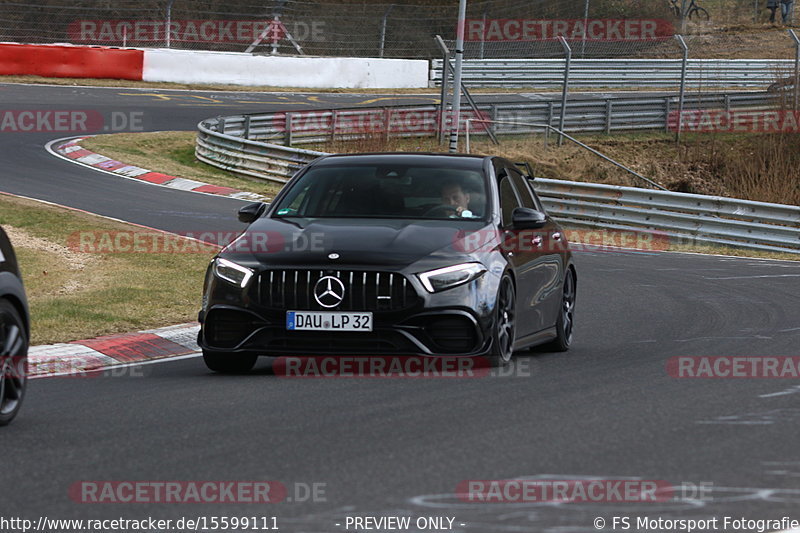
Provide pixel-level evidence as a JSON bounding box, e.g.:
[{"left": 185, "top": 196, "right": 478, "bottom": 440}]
[
  {"left": 435, "top": 36, "right": 451, "bottom": 145},
  {"left": 789, "top": 30, "right": 800, "bottom": 111},
  {"left": 285, "top": 113, "right": 293, "bottom": 146},
  {"left": 490, "top": 105, "right": 498, "bottom": 139},
  {"left": 558, "top": 36, "right": 572, "bottom": 147},
  {"left": 675, "top": 35, "right": 689, "bottom": 143},
  {"left": 605, "top": 100, "right": 612, "bottom": 134},
  {"left": 724, "top": 94, "right": 731, "bottom": 114},
  {"left": 217, "top": 116, "right": 226, "bottom": 134},
  {"left": 664, "top": 98, "right": 672, "bottom": 133},
  {"left": 383, "top": 107, "right": 392, "bottom": 143},
  {"left": 330, "top": 110, "right": 338, "bottom": 142},
  {"left": 244, "top": 115, "right": 251, "bottom": 140}
]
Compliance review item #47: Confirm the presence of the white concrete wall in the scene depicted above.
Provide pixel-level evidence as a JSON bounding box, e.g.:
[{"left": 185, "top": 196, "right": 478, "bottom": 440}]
[{"left": 143, "top": 49, "right": 429, "bottom": 89}]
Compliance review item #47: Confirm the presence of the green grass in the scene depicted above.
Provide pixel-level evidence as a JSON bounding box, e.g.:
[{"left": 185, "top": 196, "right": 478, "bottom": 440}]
[{"left": 0, "top": 193, "right": 214, "bottom": 345}]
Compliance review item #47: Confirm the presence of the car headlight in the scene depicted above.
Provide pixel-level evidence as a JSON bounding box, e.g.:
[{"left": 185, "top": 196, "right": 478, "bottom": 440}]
[
  {"left": 417, "top": 263, "right": 486, "bottom": 293},
  {"left": 213, "top": 258, "right": 254, "bottom": 288}
]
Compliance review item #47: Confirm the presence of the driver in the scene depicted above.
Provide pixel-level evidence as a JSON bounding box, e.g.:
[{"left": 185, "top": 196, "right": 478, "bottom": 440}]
[{"left": 440, "top": 180, "right": 472, "bottom": 217}]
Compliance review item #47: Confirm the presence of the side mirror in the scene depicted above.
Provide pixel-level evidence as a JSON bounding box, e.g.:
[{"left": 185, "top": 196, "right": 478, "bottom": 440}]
[
  {"left": 511, "top": 207, "right": 547, "bottom": 229},
  {"left": 238, "top": 202, "right": 267, "bottom": 224}
]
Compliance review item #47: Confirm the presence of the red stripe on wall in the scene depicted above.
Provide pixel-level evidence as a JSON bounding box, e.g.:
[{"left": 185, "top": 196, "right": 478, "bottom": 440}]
[{"left": 0, "top": 43, "right": 144, "bottom": 80}]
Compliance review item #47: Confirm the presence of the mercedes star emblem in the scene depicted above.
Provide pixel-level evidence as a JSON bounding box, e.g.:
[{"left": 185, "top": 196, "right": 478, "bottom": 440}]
[{"left": 314, "top": 276, "right": 345, "bottom": 308}]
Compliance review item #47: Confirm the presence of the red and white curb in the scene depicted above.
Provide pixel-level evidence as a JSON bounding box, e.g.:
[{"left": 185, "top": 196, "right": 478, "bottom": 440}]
[
  {"left": 29, "top": 323, "right": 201, "bottom": 378},
  {"left": 48, "top": 136, "right": 268, "bottom": 203}
]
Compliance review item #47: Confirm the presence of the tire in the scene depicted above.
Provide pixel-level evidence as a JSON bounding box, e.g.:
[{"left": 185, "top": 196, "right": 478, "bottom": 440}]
[
  {"left": 0, "top": 299, "right": 27, "bottom": 426},
  {"left": 203, "top": 350, "right": 258, "bottom": 374},
  {"left": 543, "top": 269, "right": 576, "bottom": 353},
  {"left": 488, "top": 274, "right": 516, "bottom": 367}
]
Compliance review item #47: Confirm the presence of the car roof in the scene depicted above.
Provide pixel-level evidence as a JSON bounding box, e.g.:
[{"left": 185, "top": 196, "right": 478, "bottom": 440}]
[{"left": 312, "top": 152, "right": 489, "bottom": 170}]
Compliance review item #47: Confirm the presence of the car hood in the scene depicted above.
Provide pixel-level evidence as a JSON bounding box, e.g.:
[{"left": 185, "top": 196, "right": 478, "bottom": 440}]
[{"left": 220, "top": 217, "right": 488, "bottom": 268}]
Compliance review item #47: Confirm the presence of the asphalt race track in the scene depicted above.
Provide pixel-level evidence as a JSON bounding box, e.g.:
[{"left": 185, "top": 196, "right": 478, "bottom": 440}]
[{"left": 1, "top": 83, "right": 800, "bottom": 532}]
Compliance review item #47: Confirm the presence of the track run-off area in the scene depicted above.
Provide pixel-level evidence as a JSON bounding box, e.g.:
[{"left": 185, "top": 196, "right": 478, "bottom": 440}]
[{"left": 1, "top": 82, "right": 799, "bottom": 533}]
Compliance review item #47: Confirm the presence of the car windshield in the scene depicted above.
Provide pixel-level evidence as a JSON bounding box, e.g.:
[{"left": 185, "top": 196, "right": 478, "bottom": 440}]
[{"left": 273, "top": 163, "right": 488, "bottom": 220}]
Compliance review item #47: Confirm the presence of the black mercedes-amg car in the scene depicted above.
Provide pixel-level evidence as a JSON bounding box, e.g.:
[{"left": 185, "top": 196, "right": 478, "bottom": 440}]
[
  {"left": 198, "top": 153, "right": 576, "bottom": 372},
  {"left": 0, "top": 226, "right": 29, "bottom": 424}
]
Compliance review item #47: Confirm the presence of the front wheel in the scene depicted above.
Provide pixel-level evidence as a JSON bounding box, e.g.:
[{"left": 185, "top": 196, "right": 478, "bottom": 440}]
[
  {"left": 203, "top": 350, "right": 258, "bottom": 374},
  {"left": 544, "top": 270, "right": 576, "bottom": 352},
  {"left": 0, "top": 300, "right": 27, "bottom": 426},
  {"left": 488, "top": 275, "right": 516, "bottom": 367}
]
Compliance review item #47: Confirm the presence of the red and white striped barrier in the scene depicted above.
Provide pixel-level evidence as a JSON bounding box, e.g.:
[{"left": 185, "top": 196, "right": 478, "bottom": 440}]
[{"left": 0, "top": 42, "right": 429, "bottom": 89}]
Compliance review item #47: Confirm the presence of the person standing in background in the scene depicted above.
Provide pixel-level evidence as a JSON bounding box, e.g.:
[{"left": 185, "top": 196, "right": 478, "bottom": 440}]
[
  {"left": 781, "top": 0, "right": 794, "bottom": 23},
  {"left": 768, "top": 0, "right": 778, "bottom": 23}
]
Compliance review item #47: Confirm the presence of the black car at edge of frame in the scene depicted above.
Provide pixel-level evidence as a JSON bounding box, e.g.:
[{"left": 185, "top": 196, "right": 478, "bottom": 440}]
[
  {"left": 198, "top": 153, "right": 576, "bottom": 372},
  {"left": 0, "top": 226, "right": 29, "bottom": 424}
]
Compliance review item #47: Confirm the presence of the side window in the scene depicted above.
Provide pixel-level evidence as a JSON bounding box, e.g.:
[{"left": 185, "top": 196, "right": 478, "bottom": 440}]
[{"left": 499, "top": 175, "right": 521, "bottom": 227}]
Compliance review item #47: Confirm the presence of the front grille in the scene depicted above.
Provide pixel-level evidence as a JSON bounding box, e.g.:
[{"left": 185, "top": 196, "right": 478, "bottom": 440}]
[{"left": 257, "top": 269, "right": 419, "bottom": 312}]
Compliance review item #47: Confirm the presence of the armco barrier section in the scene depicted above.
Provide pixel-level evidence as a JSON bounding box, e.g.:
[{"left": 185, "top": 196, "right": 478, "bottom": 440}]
[
  {"left": 198, "top": 92, "right": 778, "bottom": 150},
  {"left": 0, "top": 42, "right": 144, "bottom": 80},
  {"left": 143, "top": 49, "right": 429, "bottom": 89},
  {"left": 197, "top": 112, "right": 800, "bottom": 255},
  {"left": 431, "top": 59, "right": 795, "bottom": 89},
  {"left": 534, "top": 179, "right": 800, "bottom": 254}
]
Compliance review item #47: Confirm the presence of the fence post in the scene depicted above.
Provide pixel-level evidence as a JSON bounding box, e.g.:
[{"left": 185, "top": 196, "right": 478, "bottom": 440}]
[
  {"left": 789, "top": 30, "right": 800, "bottom": 111},
  {"left": 605, "top": 100, "right": 612, "bottom": 134},
  {"left": 557, "top": 36, "right": 572, "bottom": 147},
  {"left": 675, "top": 35, "right": 689, "bottom": 143},
  {"left": 435, "top": 36, "right": 451, "bottom": 145},
  {"left": 379, "top": 4, "right": 395, "bottom": 58},
  {"left": 165, "top": 0, "right": 176, "bottom": 48}
]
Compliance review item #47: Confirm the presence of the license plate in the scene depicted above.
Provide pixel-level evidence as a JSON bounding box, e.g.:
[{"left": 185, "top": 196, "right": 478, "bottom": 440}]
[{"left": 286, "top": 311, "right": 373, "bottom": 332}]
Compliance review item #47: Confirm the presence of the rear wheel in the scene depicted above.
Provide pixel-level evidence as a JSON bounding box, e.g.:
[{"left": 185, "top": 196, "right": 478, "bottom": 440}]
[
  {"left": 0, "top": 300, "right": 27, "bottom": 426},
  {"left": 488, "top": 275, "right": 516, "bottom": 367},
  {"left": 203, "top": 350, "right": 258, "bottom": 374},
  {"left": 544, "top": 269, "right": 576, "bottom": 352}
]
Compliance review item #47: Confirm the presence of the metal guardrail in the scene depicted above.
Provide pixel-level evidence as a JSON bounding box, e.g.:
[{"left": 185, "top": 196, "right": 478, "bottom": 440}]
[
  {"left": 431, "top": 59, "right": 796, "bottom": 89},
  {"left": 197, "top": 92, "right": 779, "bottom": 153},
  {"left": 196, "top": 118, "right": 325, "bottom": 183},
  {"left": 196, "top": 113, "right": 799, "bottom": 254},
  {"left": 535, "top": 179, "right": 800, "bottom": 254}
]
